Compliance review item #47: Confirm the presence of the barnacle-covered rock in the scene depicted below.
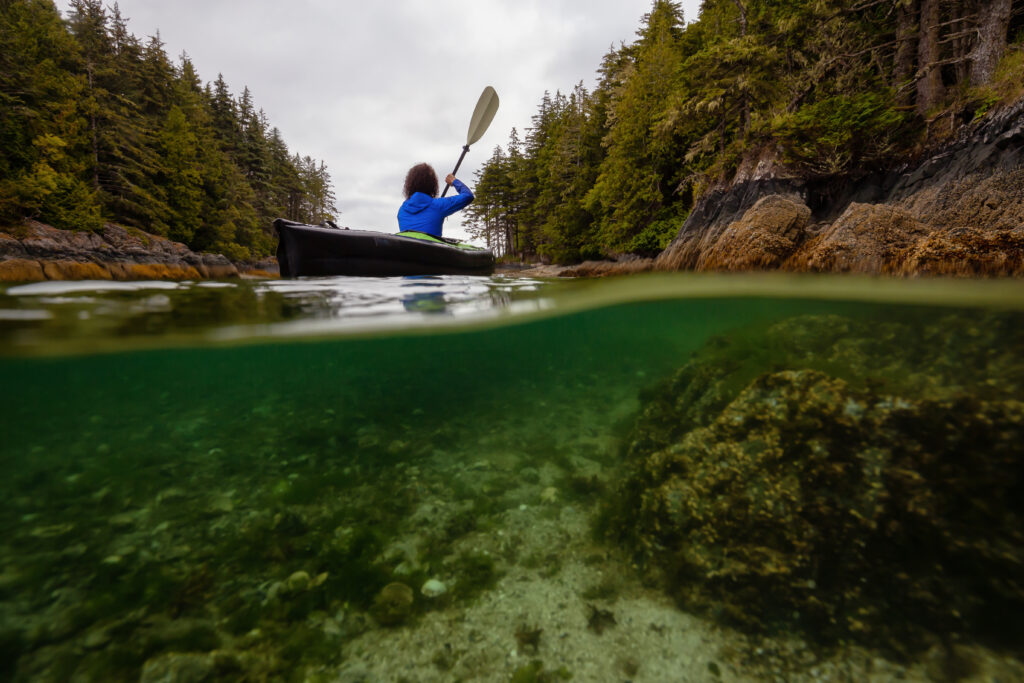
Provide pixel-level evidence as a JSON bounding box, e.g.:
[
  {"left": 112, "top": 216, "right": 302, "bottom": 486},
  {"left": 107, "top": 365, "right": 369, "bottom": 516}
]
[{"left": 610, "top": 312, "right": 1024, "bottom": 651}]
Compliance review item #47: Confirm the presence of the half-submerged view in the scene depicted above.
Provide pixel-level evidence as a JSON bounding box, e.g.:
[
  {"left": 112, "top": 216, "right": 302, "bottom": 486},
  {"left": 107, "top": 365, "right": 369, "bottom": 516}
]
[{"left": 2, "top": 1, "right": 1023, "bottom": 682}]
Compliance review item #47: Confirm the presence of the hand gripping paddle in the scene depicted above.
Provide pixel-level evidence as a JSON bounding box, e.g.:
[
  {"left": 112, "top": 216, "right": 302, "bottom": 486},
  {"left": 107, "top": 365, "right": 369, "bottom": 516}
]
[{"left": 440, "top": 86, "right": 500, "bottom": 197}]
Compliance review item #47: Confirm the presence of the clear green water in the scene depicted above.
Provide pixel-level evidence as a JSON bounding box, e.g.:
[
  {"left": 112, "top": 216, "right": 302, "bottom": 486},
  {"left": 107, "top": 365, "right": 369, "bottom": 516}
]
[{"left": 1, "top": 273, "right": 1023, "bottom": 681}]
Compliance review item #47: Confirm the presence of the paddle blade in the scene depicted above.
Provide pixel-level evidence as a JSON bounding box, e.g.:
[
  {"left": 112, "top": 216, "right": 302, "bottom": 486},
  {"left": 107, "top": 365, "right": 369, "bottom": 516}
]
[{"left": 466, "top": 86, "right": 499, "bottom": 146}]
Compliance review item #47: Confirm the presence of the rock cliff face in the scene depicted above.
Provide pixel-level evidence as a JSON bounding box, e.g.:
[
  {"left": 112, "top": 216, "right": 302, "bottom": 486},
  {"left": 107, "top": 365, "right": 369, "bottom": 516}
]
[
  {"left": 0, "top": 221, "right": 242, "bottom": 281},
  {"left": 655, "top": 98, "right": 1024, "bottom": 276}
]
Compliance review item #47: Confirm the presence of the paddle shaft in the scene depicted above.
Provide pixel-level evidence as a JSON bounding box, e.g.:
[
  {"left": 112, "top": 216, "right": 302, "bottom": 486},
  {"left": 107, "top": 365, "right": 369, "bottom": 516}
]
[{"left": 440, "top": 145, "right": 471, "bottom": 197}]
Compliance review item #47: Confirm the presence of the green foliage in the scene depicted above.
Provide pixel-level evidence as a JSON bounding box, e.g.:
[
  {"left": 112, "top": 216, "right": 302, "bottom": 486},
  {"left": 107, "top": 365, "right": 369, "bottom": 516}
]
[
  {"left": 159, "top": 106, "right": 203, "bottom": 243},
  {"left": 0, "top": 0, "right": 334, "bottom": 256},
  {"left": 626, "top": 212, "right": 681, "bottom": 255},
  {"left": 773, "top": 93, "right": 914, "bottom": 176},
  {"left": 40, "top": 171, "right": 105, "bottom": 231},
  {"left": 468, "top": 0, "right": 991, "bottom": 263},
  {"left": 968, "top": 49, "right": 1024, "bottom": 118},
  {"left": 586, "top": 1, "right": 686, "bottom": 253}
]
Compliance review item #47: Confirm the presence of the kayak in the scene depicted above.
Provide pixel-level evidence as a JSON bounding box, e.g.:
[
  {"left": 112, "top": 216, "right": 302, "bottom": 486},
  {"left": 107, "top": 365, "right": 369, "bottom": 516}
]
[{"left": 274, "top": 219, "right": 495, "bottom": 277}]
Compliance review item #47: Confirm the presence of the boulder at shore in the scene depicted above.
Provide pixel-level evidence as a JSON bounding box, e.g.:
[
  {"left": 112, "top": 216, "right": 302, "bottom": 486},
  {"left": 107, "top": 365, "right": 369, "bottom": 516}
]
[{"left": 0, "top": 221, "right": 263, "bottom": 282}]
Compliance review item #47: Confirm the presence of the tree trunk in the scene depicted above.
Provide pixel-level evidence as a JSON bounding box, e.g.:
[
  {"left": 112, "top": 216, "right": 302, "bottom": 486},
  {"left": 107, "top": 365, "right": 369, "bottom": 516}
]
[
  {"left": 969, "top": 0, "right": 1013, "bottom": 85},
  {"left": 916, "top": 0, "right": 945, "bottom": 116},
  {"left": 952, "top": 0, "right": 971, "bottom": 85},
  {"left": 731, "top": 0, "right": 747, "bottom": 37},
  {"left": 894, "top": 0, "right": 917, "bottom": 97}
]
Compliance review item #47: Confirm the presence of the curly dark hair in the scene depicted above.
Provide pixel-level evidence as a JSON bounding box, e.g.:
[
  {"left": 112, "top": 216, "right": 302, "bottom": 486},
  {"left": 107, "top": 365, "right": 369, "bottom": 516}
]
[{"left": 403, "top": 163, "right": 438, "bottom": 199}]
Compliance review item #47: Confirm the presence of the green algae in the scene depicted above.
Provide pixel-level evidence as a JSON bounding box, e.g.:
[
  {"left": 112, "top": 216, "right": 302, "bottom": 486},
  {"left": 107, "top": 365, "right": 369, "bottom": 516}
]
[
  {"left": 450, "top": 552, "right": 501, "bottom": 602},
  {"left": 604, "top": 311, "right": 1024, "bottom": 655},
  {"left": 510, "top": 660, "right": 573, "bottom": 683},
  {"left": 369, "top": 582, "right": 415, "bottom": 626}
]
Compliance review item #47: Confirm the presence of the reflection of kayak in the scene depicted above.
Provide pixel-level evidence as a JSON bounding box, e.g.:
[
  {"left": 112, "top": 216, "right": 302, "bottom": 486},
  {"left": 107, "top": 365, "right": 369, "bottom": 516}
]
[{"left": 274, "top": 219, "right": 495, "bottom": 277}]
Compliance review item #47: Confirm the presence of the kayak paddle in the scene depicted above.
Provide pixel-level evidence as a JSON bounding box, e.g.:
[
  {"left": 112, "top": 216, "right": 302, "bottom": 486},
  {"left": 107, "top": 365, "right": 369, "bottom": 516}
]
[{"left": 441, "top": 86, "right": 500, "bottom": 197}]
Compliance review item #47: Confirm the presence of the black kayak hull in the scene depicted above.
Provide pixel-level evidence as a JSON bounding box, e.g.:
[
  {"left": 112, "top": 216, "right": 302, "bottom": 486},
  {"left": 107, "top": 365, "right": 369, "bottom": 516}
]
[{"left": 274, "top": 219, "right": 495, "bottom": 277}]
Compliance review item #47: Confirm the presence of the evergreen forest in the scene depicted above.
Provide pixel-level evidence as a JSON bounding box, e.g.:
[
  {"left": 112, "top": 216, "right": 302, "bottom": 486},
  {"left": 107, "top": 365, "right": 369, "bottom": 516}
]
[
  {"left": 0, "top": 0, "right": 336, "bottom": 260},
  {"left": 464, "top": 0, "right": 1024, "bottom": 263}
]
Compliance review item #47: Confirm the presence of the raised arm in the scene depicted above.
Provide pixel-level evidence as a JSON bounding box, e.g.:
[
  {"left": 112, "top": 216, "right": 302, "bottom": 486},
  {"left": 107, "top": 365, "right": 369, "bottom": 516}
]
[{"left": 437, "top": 176, "right": 474, "bottom": 217}]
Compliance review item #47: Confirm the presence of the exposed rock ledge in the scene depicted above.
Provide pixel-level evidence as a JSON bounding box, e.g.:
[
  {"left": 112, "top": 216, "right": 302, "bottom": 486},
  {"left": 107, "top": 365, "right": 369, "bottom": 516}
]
[
  {"left": 655, "top": 96, "right": 1024, "bottom": 276},
  {"left": 527, "top": 97, "right": 1023, "bottom": 279},
  {"left": 0, "top": 221, "right": 269, "bottom": 282}
]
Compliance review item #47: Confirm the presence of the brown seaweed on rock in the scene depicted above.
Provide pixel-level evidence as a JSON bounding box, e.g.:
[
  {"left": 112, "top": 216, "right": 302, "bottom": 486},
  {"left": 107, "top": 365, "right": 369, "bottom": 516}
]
[{"left": 604, "top": 312, "right": 1024, "bottom": 655}]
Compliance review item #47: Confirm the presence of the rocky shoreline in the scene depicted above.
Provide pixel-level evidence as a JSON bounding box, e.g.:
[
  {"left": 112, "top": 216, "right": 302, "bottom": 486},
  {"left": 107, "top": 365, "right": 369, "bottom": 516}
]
[
  {"left": 517, "top": 97, "right": 1024, "bottom": 279},
  {"left": 0, "top": 221, "right": 277, "bottom": 282},
  {"left": 4, "top": 99, "right": 1022, "bottom": 283}
]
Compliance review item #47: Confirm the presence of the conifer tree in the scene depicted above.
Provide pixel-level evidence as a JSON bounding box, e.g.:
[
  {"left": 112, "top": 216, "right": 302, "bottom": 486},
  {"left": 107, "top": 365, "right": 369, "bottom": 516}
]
[
  {"left": 159, "top": 105, "right": 203, "bottom": 243},
  {"left": 0, "top": 0, "right": 102, "bottom": 230},
  {"left": 584, "top": 0, "right": 686, "bottom": 253},
  {"left": 1, "top": 1, "right": 336, "bottom": 259}
]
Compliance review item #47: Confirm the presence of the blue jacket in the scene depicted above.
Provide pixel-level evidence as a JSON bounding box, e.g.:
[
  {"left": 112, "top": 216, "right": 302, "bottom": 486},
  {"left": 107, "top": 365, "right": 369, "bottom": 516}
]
[{"left": 397, "top": 179, "right": 474, "bottom": 237}]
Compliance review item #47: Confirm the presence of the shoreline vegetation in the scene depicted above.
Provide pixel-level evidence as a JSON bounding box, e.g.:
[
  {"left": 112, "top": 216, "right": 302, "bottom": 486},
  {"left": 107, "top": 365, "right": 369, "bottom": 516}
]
[
  {"left": 0, "top": 0, "right": 336, "bottom": 270},
  {"left": 466, "top": 0, "right": 1024, "bottom": 275},
  {"left": 8, "top": 2, "right": 1024, "bottom": 282},
  {"left": 4, "top": 2, "right": 1024, "bottom": 280}
]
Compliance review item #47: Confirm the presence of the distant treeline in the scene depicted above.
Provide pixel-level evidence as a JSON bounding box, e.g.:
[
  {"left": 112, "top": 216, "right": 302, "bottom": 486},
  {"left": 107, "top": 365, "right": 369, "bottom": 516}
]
[
  {"left": 0, "top": 0, "right": 336, "bottom": 260},
  {"left": 465, "top": 0, "right": 1023, "bottom": 263}
]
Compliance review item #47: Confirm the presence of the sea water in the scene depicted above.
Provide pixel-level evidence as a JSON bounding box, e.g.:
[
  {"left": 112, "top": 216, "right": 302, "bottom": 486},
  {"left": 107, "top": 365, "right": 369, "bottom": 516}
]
[{"left": 0, "top": 273, "right": 1022, "bottom": 682}]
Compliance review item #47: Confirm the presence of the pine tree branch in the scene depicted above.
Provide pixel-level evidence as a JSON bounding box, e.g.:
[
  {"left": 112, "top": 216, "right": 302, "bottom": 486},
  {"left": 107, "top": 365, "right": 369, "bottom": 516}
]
[
  {"left": 937, "top": 30, "right": 980, "bottom": 46},
  {"left": 930, "top": 14, "right": 979, "bottom": 31}
]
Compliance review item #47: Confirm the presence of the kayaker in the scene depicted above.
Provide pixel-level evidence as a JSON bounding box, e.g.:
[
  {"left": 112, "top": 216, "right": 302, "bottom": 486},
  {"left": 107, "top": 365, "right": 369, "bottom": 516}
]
[{"left": 397, "top": 163, "right": 474, "bottom": 237}]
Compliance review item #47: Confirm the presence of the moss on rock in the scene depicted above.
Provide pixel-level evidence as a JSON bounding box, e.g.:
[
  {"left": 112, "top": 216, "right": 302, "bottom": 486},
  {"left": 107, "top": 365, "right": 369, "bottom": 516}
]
[{"left": 607, "top": 312, "right": 1024, "bottom": 653}]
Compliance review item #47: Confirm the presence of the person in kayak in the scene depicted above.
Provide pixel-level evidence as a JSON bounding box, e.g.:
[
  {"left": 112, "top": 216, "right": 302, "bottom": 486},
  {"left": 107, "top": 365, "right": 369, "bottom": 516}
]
[{"left": 397, "top": 163, "right": 474, "bottom": 237}]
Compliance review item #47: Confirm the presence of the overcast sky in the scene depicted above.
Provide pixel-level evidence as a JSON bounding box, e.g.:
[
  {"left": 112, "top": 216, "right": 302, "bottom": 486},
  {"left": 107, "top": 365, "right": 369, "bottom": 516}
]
[{"left": 57, "top": 0, "right": 702, "bottom": 241}]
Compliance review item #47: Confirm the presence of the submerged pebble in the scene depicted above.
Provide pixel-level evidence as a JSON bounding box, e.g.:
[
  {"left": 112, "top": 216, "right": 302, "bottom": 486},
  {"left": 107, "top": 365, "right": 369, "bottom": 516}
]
[
  {"left": 421, "top": 578, "right": 447, "bottom": 598},
  {"left": 286, "top": 570, "right": 311, "bottom": 592}
]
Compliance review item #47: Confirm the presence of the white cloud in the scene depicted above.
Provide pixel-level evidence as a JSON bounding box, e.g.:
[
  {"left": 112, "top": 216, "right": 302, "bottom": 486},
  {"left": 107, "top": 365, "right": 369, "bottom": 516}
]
[{"left": 56, "top": 0, "right": 701, "bottom": 241}]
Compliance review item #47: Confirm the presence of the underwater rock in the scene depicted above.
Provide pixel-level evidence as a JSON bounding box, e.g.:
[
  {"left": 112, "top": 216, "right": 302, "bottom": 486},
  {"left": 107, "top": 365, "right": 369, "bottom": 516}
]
[
  {"left": 108, "top": 509, "right": 140, "bottom": 532},
  {"left": 286, "top": 571, "right": 311, "bottom": 592},
  {"left": 421, "top": 578, "right": 447, "bottom": 598},
  {"left": 156, "top": 488, "right": 187, "bottom": 505},
  {"left": 519, "top": 467, "right": 541, "bottom": 484},
  {"left": 586, "top": 604, "right": 616, "bottom": 635},
  {"left": 137, "top": 617, "right": 221, "bottom": 654},
  {"left": 515, "top": 624, "right": 543, "bottom": 654},
  {"left": 82, "top": 625, "right": 112, "bottom": 649},
  {"left": 205, "top": 493, "right": 234, "bottom": 516},
  {"left": 139, "top": 652, "right": 213, "bottom": 683},
  {"left": 609, "top": 313, "right": 1024, "bottom": 651},
  {"left": 29, "top": 523, "right": 75, "bottom": 538},
  {"left": 370, "top": 582, "right": 414, "bottom": 626}
]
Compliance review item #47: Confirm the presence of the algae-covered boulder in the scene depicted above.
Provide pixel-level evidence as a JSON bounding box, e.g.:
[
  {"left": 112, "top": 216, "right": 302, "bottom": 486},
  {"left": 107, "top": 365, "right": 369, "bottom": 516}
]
[
  {"left": 370, "top": 582, "right": 414, "bottom": 626},
  {"left": 609, "top": 313, "right": 1024, "bottom": 651}
]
